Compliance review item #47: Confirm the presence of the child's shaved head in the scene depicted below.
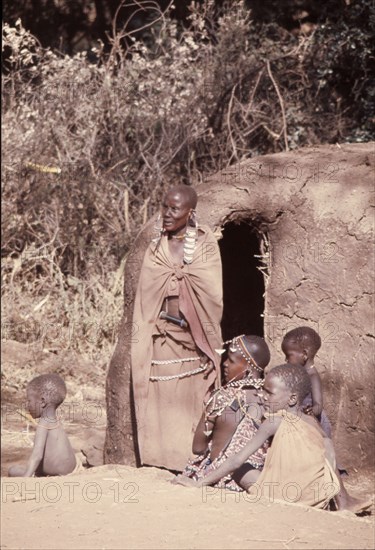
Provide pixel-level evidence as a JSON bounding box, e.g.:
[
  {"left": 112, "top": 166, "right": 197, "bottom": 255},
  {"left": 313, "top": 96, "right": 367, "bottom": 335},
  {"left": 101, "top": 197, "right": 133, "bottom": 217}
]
[
  {"left": 282, "top": 326, "right": 321, "bottom": 356},
  {"left": 268, "top": 363, "right": 311, "bottom": 404},
  {"left": 27, "top": 374, "right": 67, "bottom": 407}
]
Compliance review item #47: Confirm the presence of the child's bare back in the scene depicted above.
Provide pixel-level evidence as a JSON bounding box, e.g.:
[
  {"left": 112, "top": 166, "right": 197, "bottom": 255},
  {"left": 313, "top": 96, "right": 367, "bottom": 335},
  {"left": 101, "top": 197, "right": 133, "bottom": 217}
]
[
  {"left": 8, "top": 374, "right": 77, "bottom": 477},
  {"left": 37, "top": 419, "right": 76, "bottom": 476},
  {"left": 208, "top": 387, "right": 263, "bottom": 461}
]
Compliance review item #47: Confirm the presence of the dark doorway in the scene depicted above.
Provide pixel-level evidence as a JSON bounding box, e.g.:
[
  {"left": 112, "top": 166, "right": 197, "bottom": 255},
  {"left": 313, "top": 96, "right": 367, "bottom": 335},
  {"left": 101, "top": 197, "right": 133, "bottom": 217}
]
[{"left": 219, "top": 222, "right": 265, "bottom": 340}]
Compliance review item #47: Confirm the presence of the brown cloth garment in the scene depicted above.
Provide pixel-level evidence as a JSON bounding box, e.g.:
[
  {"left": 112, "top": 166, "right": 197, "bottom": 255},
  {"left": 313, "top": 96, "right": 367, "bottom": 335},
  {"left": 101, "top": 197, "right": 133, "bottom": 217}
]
[
  {"left": 131, "top": 226, "right": 223, "bottom": 470},
  {"left": 249, "top": 410, "right": 340, "bottom": 508}
]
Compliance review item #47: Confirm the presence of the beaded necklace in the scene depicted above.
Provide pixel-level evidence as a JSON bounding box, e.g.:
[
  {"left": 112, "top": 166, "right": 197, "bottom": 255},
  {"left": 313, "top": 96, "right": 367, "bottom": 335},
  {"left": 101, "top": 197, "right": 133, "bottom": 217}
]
[
  {"left": 151, "top": 215, "right": 198, "bottom": 264},
  {"left": 203, "top": 375, "right": 264, "bottom": 436}
]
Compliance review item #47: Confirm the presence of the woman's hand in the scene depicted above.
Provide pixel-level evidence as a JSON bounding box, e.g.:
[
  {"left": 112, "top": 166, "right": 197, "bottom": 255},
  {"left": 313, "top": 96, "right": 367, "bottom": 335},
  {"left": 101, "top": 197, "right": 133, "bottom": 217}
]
[{"left": 200, "top": 354, "right": 214, "bottom": 379}]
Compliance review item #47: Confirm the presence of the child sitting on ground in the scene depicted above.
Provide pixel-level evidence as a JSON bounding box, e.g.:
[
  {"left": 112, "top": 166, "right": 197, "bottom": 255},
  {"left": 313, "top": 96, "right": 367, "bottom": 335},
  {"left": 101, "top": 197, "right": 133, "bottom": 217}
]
[
  {"left": 174, "top": 364, "right": 372, "bottom": 513},
  {"left": 179, "top": 335, "right": 270, "bottom": 491},
  {"left": 281, "top": 326, "right": 332, "bottom": 437},
  {"left": 8, "top": 373, "right": 78, "bottom": 477}
]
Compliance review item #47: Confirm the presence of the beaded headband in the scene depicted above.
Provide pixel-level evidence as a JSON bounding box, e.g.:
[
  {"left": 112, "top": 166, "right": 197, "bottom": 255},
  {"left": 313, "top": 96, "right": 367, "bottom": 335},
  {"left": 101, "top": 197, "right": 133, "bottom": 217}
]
[{"left": 221, "top": 334, "right": 263, "bottom": 374}]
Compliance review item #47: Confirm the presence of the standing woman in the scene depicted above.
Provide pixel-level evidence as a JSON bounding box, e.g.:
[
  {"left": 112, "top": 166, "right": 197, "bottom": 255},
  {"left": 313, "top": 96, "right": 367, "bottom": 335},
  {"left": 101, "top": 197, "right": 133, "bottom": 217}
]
[{"left": 131, "top": 185, "right": 223, "bottom": 471}]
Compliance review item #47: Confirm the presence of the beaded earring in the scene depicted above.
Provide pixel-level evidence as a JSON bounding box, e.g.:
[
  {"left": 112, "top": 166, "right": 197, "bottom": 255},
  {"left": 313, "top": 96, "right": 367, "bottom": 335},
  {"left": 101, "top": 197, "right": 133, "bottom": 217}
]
[{"left": 183, "top": 210, "right": 198, "bottom": 264}]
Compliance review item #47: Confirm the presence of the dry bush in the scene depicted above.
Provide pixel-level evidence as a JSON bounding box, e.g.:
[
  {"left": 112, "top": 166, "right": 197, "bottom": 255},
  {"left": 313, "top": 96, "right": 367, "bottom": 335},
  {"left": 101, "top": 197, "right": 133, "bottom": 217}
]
[
  {"left": 2, "top": 1, "right": 373, "bottom": 360},
  {"left": 1, "top": 249, "right": 124, "bottom": 363}
]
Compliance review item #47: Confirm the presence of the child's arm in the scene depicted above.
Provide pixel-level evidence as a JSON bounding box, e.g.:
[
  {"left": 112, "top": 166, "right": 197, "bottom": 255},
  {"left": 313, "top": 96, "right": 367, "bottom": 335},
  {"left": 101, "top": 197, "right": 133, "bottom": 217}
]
[
  {"left": 174, "top": 417, "right": 279, "bottom": 487},
  {"left": 192, "top": 390, "right": 220, "bottom": 454},
  {"left": 192, "top": 412, "right": 213, "bottom": 455},
  {"left": 22, "top": 423, "right": 48, "bottom": 477},
  {"left": 306, "top": 368, "right": 323, "bottom": 417}
]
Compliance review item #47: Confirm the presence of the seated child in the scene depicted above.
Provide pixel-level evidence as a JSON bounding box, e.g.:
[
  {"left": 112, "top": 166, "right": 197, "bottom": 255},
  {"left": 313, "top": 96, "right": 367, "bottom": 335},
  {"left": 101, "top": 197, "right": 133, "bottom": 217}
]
[
  {"left": 281, "top": 326, "right": 332, "bottom": 436},
  {"left": 174, "top": 364, "right": 372, "bottom": 513},
  {"left": 179, "top": 335, "right": 270, "bottom": 491},
  {"left": 8, "top": 373, "right": 78, "bottom": 477}
]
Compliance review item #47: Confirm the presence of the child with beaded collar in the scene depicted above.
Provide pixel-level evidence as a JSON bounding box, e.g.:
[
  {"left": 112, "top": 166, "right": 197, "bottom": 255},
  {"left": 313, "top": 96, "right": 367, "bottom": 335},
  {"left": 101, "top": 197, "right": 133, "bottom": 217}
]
[
  {"left": 8, "top": 374, "right": 78, "bottom": 477},
  {"left": 178, "top": 334, "right": 271, "bottom": 491}
]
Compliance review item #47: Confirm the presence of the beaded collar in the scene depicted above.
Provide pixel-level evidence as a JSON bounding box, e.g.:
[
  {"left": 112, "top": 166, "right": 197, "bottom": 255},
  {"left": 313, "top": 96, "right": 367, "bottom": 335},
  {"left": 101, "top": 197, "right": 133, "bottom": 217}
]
[{"left": 203, "top": 375, "right": 264, "bottom": 436}]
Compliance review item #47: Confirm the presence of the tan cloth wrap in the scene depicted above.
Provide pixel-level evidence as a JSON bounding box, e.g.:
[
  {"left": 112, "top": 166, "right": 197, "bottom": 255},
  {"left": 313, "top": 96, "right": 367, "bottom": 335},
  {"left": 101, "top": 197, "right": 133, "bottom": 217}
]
[
  {"left": 131, "top": 226, "right": 223, "bottom": 469},
  {"left": 248, "top": 411, "right": 340, "bottom": 508}
]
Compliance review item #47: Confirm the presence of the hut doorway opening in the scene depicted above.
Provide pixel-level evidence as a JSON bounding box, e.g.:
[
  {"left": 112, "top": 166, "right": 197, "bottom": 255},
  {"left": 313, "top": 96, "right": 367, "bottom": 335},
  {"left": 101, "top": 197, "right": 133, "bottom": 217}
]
[{"left": 218, "top": 222, "right": 268, "bottom": 341}]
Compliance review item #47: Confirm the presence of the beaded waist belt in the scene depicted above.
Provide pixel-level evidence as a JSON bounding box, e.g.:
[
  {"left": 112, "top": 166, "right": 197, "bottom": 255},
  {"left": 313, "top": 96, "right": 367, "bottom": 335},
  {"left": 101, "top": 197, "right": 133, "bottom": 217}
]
[{"left": 150, "top": 356, "right": 208, "bottom": 381}]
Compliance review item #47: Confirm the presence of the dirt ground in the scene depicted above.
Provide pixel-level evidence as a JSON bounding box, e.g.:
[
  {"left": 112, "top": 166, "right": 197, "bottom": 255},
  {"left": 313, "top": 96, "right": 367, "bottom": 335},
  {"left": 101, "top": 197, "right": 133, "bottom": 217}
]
[
  {"left": 1, "top": 342, "right": 374, "bottom": 550},
  {"left": 2, "top": 401, "right": 374, "bottom": 549},
  {"left": 1, "top": 465, "right": 374, "bottom": 550}
]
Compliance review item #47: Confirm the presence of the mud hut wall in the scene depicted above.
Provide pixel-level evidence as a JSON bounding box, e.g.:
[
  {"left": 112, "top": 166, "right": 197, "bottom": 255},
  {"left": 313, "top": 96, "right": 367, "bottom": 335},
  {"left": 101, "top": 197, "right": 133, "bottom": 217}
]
[
  {"left": 200, "top": 143, "right": 374, "bottom": 470},
  {"left": 104, "top": 226, "right": 154, "bottom": 465},
  {"left": 266, "top": 215, "right": 373, "bottom": 469}
]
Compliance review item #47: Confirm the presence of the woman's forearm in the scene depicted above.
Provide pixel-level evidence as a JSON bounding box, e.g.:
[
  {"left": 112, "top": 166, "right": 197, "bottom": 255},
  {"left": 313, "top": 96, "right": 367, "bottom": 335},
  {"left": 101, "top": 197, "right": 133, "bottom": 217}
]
[
  {"left": 201, "top": 455, "right": 242, "bottom": 486},
  {"left": 200, "top": 420, "right": 276, "bottom": 486}
]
